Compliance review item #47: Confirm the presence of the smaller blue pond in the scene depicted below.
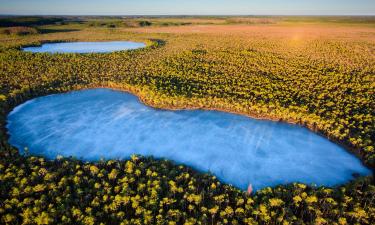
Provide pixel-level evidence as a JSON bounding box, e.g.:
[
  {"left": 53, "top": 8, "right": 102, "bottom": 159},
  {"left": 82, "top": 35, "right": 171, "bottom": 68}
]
[
  {"left": 22, "top": 41, "right": 146, "bottom": 53},
  {"left": 6, "top": 89, "right": 371, "bottom": 191}
]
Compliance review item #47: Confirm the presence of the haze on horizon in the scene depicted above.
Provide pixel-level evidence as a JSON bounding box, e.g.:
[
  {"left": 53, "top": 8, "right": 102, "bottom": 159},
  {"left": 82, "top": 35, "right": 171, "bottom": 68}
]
[{"left": 0, "top": 0, "right": 374, "bottom": 16}]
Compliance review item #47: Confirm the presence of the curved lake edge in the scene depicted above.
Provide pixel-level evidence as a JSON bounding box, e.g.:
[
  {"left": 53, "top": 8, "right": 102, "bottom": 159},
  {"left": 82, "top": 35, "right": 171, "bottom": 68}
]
[
  {"left": 85, "top": 85, "right": 372, "bottom": 171},
  {"left": 6, "top": 84, "right": 371, "bottom": 171},
  {"left": 19, "top": 39, "right": 159, "bottom": 54},
  {"left": 6, "top": 87, "right": 372, "bottom": 192},
  {"left": 5, "top": 86, "right": 372, "bottom": 191}
]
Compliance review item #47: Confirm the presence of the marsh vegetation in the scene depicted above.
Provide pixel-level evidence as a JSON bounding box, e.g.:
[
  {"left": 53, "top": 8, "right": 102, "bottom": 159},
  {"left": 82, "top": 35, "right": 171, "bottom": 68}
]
[{"left": 0, "top": 16, "right": 374, "bottom": 224}]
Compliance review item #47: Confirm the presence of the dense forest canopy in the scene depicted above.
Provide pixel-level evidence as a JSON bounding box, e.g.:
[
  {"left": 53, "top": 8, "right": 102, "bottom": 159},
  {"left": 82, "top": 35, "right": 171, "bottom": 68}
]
[{"left": 0, "top": 16, "right": 374, "bottom": 224}]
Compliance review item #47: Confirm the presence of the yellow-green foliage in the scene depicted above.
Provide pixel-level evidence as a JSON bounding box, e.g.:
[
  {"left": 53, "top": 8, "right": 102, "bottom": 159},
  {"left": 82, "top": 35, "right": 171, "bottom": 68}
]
[
  {"left": 0, "top": 20, "right": 374, "bottom": 224},
  {"left": 0, "top": 150, "right": 374, "bottom": 224}
]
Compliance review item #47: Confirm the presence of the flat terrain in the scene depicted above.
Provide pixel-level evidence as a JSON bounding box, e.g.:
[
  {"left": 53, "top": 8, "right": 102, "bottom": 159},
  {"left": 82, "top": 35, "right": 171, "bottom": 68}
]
[
  {"left": 127, "top": 23, "right": 375, "bottom": 38},
  {"left": 0, "top": 16, "right": 374, "bottom": 224}
]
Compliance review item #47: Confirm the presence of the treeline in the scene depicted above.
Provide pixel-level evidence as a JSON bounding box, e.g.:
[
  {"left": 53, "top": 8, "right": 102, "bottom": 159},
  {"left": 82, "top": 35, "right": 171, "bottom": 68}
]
[
  {"left": 0, "top": 25, "right": 374, "bottom": 224},
  {"left": 0, "top": 17, "right": 65, "bottom": 27}
]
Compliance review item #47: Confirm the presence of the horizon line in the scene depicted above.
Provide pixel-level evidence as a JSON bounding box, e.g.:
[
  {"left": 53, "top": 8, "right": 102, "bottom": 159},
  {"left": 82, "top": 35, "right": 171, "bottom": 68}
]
[{"left": 1, "top": 14, "right": 375, "bottom": 17}]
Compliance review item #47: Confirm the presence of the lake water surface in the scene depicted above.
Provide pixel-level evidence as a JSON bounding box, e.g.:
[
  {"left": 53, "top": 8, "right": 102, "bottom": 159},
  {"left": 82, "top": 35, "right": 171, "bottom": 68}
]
[
  {"left": 22, "top": 41, "right": 146, "bottom": 53},
  {"left": 6, "top": 88, "right": 371, "bottom": 190}
]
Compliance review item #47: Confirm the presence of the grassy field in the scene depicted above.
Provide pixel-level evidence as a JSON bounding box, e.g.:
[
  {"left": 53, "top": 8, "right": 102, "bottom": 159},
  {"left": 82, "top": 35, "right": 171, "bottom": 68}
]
[{"left": 0, "top": 16, "right": 374, "bottom": 224}]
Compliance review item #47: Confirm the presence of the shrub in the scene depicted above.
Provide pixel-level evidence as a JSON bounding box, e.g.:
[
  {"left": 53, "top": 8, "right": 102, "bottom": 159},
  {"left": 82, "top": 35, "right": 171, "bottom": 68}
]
[{"left": 2, "top": 26, "right": 38, "bottom": 35}]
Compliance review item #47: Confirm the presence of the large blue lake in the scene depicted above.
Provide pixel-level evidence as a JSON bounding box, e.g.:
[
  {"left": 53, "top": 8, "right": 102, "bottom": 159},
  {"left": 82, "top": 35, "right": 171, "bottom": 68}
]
[
  {"left": 22, "top": 41, "right": 146, "bottom": 53},
  {"left": 6, "top": 88, "right": 371, "bottom": 190}
]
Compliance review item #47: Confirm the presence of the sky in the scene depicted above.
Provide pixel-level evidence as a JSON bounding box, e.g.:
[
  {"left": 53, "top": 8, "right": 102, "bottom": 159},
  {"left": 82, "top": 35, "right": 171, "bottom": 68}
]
[{"left": 0, "top": 0, "right": 374, "bottom": 16}]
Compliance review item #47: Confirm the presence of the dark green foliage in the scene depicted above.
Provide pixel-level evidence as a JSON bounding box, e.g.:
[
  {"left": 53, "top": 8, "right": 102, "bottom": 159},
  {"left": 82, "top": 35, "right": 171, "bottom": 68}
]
[
  {"left": 139, "top": 21, "right": 152, "bottom": 27},
  {"left": 0, "top": 17, "right": 64, "bottom": 27}
]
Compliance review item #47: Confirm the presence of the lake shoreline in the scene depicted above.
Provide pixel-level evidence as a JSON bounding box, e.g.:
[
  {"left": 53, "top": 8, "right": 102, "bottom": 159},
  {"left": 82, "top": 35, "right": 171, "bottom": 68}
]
[
  {"left": 81, "top": 84, "right": 372, "bottom": 172},
  {"left": 5, "top": 83, "right": 372, "bottom": 173},
  {"left": 7, "top": 87, "right": 371, "bottom": 191}
]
